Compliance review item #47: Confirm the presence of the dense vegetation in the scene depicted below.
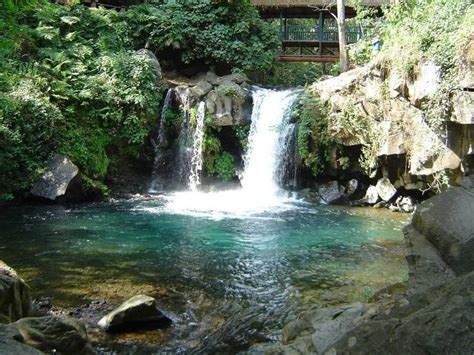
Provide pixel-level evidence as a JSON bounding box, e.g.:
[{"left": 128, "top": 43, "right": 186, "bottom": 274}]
[
  {"left": 0, "top": 0, "right": 278, "bottom": 198},
  {"left": 298, "top": 0, "right": 473, "bottom": 180}
]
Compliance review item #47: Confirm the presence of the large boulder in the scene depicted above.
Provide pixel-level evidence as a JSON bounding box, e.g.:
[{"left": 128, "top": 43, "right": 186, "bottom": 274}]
[
  {"left": 0, "top": 260, "right": 31, "bottom": 324},
  {"left": 375, "top": 177, "right": 397, "bottom": 202},
  {"left": 12, "top": 316, "right": 89, "bottom": 354},
  {"left": 452, "top": 91, "right": 474, "bottom": 124},
  {"left": 206, "top": 81, "right": 251, "bottom": 126},
  {"left": 408, "top": 61, "right": 441, "bottom": 106},
  {"left": 0, "top": 325, "right": 42, "bottom": 355},
  {"left": 30, "top": 155, "right": 79, "bottom": 201},
  {"left": 404, "top": 225, "right": 456, "bottom": 295},
  {"left": 362, "top": 185, "right": 379, "bottom": 205},
  {"left": 329, "top": 272, "right": 474, "bottom": 354},
  {"left": 318, "top": 181, "right": 346, "bottom": 205},
  {"left": 98, "top": 294, "right": 171, "bottom": 332},
  {"left": 412, "top": 183, "right": 474, "bottom": 275}
]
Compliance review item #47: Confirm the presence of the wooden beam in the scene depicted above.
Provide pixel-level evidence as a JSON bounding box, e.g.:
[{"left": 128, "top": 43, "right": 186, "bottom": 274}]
[{"left": 277, "top": 56, "right": 338, "bottom": 63}]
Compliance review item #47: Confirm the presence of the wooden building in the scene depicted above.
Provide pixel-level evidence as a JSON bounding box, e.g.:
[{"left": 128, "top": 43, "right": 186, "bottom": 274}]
[{"left": 251, "top": 0, "right": 389, "bottom": 62}]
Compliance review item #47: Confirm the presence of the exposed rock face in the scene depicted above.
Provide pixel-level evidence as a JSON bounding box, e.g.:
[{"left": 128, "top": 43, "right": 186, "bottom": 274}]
[
  {"left": 13, "top": 316, "right": 90, "bottom": 354},
  {"left": 30, "top": 155, "right": 79, "bottom": 201},
  {"left": 0, "top": 260, "right": 31, "bottom": 324},
  {"left": 310, "top": 48, "right": 473, "bottom": 189},
  {"left": 407, "top": 61, "right": 441, "bottom": 106},
  {"left": 98, "top": 294, "right": 171, "bottom": 332},
  {"left": 165, "top": 71, "right": 252, "bottom": 126},
  {"left": 452, "top": 91, "right": 474, "bottom": 124},
  {"left": 412, "top": 183, "right": 474, "bottom": 275}
]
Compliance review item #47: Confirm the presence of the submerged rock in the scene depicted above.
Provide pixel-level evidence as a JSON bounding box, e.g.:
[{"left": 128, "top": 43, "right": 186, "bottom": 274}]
[
  {"left": 98, "top": 295, "right": 171, "bottom": 332},
  {"left": 0, "top": 325, "right": 42, "bottom": 355},
  {"left": 12, "top": 316, "right": 90, "bottom": 354},
  {"left": 30, "top": 154, "right": 79, "bottom": 201},
  {"left": 0, "top": 260, "right": 31, "bottom": 324}
]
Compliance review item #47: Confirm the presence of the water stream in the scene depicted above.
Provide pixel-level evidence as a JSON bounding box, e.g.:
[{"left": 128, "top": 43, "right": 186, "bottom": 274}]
[{"left": 188, "top": 101, "right": 206, "bottom": 191}]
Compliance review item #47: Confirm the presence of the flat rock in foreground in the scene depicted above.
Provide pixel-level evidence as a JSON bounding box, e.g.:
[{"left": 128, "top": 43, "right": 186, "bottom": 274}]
[{"left": 98, "top": 294, "right": 171, "bottom": 332}]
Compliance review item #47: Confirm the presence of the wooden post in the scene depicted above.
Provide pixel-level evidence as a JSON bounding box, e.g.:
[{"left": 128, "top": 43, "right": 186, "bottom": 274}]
[
  {"left": 318, "top": 11, "right": 324, "bottom": 56},
  {"left": 337, "top": 0, "right": 349, "bottom": 72}
]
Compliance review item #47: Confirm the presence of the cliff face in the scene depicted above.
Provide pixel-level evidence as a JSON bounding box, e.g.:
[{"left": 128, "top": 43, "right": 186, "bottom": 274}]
[{"left": 309, "top": 41, "right": 473, "bottom": 192}]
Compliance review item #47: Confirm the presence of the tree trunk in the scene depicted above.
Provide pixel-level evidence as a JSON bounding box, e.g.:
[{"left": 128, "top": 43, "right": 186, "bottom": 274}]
[{"left": 337, "top": 0, "right": 349, "bottom": 72}]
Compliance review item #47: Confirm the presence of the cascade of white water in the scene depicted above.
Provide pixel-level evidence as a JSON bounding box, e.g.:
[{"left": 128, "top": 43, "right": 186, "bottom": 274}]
[
  {"left": 240, "top": 88, "right": 300, "bottom": 197},
  {"left": 188, "top": 101, "right": 206, "bottom": 191},
  {"left": 160, "top": 87, "right": 301, "bottom": 217}
]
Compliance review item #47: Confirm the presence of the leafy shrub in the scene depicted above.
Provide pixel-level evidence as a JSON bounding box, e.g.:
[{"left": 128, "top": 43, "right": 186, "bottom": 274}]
[
  {"left": 293, "top": 91, "right": 334, "bottom": 177},
  {"left": 125, "top": 0, "right": 279, "bottom": 72},
  {"left": 214, "top": 152, "right": 236, "bottom": 181}
]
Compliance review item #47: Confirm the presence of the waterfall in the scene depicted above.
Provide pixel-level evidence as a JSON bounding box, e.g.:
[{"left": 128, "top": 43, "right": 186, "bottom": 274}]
[
  {"left": 151, "top": 87, "right": 204, "bottom": 192},
  {"left": 240, "top": 88, "right": 300, "bottom": 197},
  {"left": 150, "top": 89, "right": 175, "bottom": 193},
  {"left": 188, "top": 101, "right": 206, "bottom": 191},
  {"left": 162, "top": 87, "right": 301, "bottom": 217},
  {"left": 157, "top": 88, "right": 174, "bottom": 148}
]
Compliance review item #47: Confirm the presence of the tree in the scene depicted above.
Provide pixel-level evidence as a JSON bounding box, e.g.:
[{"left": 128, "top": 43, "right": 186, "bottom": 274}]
[{"left": 337, "top": 0, "right": 349, "bottom": 72}]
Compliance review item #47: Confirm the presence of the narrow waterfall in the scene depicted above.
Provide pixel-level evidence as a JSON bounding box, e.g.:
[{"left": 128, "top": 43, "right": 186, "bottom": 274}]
[
  {"left": 151, "top": 88, "right": 205, "bottom": 191},
  {"left": 240, "top": 88, "right": 300, "bottom": 197},
  {"left": 174, "top": 87, "right": 193, "bottom": 186},
  {"left": 157, "top": 88, "right": 174, "bottom": 148},
  {"left": 188, "top": 101, "right": 206, "bottom": 190},
  {"left": 150, "top": 89, "right": 175, "bottom": 192}
]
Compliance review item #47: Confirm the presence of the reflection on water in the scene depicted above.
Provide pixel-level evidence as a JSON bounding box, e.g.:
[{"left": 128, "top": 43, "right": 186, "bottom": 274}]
[{"left": 0, "top": 199, "right": 409, "bottom": 352}]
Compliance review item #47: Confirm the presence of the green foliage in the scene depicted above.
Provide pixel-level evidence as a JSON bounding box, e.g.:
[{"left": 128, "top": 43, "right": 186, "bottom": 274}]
[
  {"left": 293, "top": 91, "right": 334, "bottom": 177},
  {"left": 233, "top": 124, "right": 250, "bottom": 151},
  {"left": 249, "top": 60, "right": 341, "bottom": 87},
  {"left": 213, "top": 152, "right": 236, "bottom": 181},
  {"left": 0, "top": 2, "right": 162, "bottom": 194},
  {"left": 382, "top": 0, "right": 472, "bottom": 75},
  {"left": 125, "top": 0, "right": 279, "bottom": 72},
  {"left": 203, "top": 126, "right": 236, "bottom": 181}
]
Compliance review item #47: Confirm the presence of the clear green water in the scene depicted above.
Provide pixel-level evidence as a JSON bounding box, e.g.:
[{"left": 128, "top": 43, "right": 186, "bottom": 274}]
[{"left": 0, "top": 198, "right": 408, "bottom": 352}]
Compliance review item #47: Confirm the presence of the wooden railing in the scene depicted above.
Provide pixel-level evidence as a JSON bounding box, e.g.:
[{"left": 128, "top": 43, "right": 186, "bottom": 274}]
[{"left": 281, "top": 24, "right": 362, "bottom": 43}]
